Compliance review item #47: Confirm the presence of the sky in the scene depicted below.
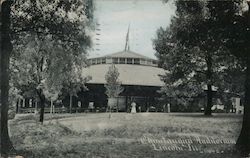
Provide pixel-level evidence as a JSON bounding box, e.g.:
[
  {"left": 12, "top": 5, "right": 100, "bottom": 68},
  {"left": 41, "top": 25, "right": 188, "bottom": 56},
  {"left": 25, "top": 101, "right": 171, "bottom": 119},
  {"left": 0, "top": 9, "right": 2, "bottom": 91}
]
[{"left": 89, "top": 0, "right": 176, "bottom": 59}]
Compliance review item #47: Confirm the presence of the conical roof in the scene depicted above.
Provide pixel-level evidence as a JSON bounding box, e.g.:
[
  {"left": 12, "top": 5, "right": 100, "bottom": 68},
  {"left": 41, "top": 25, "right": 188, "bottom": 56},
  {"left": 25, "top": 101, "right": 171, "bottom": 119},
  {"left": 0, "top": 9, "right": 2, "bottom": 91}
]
[
  {"left": 82, "top": 64, "right": 165, "bottom": 87},
  {"left": 103, "top": 50, "right": 154, "bottom": 60}
]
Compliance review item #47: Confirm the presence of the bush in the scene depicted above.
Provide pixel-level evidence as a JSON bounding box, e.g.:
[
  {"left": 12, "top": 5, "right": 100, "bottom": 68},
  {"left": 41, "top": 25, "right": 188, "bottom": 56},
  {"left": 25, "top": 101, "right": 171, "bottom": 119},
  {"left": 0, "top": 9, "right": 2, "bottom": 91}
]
[{"left": 8, "top": 105, "right": 16, "bottom": 120}]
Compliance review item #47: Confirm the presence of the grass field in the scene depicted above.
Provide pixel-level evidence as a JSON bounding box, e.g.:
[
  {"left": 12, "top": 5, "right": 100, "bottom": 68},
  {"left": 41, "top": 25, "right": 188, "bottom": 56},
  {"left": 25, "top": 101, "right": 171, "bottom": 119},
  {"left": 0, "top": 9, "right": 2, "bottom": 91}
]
[{"left": 9, "top": 113, "right": 243, "bottom": 158}]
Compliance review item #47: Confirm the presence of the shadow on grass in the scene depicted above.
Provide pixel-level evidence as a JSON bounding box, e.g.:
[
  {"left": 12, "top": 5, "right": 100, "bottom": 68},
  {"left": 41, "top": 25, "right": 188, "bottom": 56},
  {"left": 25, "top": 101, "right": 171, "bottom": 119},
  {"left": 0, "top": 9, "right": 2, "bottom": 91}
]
[
  {"left": 1, "top": 149, "right": 33, "bottom": 158},
  {"left": 170, "top": 113, "right": 243, "bottom": 119},
  {"left": 16, "top": 149, "right": 33, "bottom": 158}
]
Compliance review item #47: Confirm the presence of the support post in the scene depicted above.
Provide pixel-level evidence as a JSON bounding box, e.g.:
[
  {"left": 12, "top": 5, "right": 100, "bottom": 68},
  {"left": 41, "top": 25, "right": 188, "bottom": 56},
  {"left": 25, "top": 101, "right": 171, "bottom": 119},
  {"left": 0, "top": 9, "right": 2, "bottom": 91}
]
[
  {"left": 50, "top": 99, "right": 53, "bottom": 114},
  {"left": 69, "top": 94, "right": 73, "bottom": 113},
  {"left": 35, "top": 99, "right": 38, "bottom": 114}
]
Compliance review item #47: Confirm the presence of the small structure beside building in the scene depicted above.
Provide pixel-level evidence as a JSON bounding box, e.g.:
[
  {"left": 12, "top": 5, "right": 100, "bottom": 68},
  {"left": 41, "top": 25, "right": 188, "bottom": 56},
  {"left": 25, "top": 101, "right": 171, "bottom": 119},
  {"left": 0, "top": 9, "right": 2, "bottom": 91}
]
[{"left": 232, "top": 97, "right": 244, "bottom": 114}]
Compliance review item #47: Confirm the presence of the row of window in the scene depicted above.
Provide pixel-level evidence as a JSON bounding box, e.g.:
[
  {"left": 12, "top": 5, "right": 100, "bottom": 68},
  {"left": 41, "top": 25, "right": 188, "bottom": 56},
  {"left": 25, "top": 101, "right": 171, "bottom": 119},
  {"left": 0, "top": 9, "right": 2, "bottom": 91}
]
[{"left": 89, "top": 57, "right": 157, "bottom": 66}]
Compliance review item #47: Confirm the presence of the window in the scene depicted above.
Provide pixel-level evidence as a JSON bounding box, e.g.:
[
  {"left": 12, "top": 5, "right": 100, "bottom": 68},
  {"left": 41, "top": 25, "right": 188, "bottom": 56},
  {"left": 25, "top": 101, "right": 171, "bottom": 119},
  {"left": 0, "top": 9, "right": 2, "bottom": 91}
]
[
  {"left": 134, "top": 58, "right": 140, "bottom": 65},
  {"left": 127, "top": 58, "right": 132, "bottom": 64},
  {"left": 112, "top": 58, "right": 119, "bottom": 64},
  {"left": 92, "top": 59, "right": 97, "bottom": 65},
  {"left": 102, "top": 58, "right": 106, "bottom": 64},
  {"left": 147, "top": 60, "right": 152, "bottom": 65},
  {"left": 97, "top": 58, "right": 101, "bottom": 64},
  {"left": 140, "top": 59, "right": 146, "bottom": 65},
  {"left": 106, "top": 58, "right": 112, "bottom": 64},
  {"left": 152, "top": 60, "right": 157, "bottom": 66},
  {"left": 119, "top": 58, "right": 125, "bottom": 64}
]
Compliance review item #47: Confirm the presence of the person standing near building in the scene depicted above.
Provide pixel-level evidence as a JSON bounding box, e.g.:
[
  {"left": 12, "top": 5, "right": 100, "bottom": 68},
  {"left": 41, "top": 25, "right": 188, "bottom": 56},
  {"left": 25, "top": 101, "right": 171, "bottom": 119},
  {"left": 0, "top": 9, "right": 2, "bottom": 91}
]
[
  {"left": 167, "top": 103, "right": 171, "bottom": 113},
  {"left": 131, "top": 102, "right": 136, "bottom": 114}
]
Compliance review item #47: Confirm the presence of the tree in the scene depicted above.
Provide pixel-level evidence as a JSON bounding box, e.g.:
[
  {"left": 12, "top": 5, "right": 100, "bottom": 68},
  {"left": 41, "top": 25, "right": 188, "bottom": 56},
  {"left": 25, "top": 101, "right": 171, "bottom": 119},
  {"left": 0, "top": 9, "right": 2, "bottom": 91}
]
[
  {"left": 105, "top": 64, "right": 124, "bottom": 117},
  {"left": 1, "top": 0, "right": 16, "bottom": 155},
  {"left": 215, "top": 60, "right": 245, "bottom": 112},
  {"left": 204, "top": 1, "right": 250, "bottom": 156},
  {"left": 159, "top": 0, "right": 250, "bottom": 155},
  {"left": 1, "top": 0, "right": 93, "bottom": 155},
  {"left": 43, "top": 84, "right": 60, "bottom": 115},
  {"left": 62, "top": 69, "right": 91, "bottom": 113},
  {"left": 154, "top": 1, "right": 236, "bottom": 115},
  {"left": 10, "top": 0, "right": 94, "bottom": 123},
  {"left": 154, "top": 28, "right": 205, "bottom": 109}
]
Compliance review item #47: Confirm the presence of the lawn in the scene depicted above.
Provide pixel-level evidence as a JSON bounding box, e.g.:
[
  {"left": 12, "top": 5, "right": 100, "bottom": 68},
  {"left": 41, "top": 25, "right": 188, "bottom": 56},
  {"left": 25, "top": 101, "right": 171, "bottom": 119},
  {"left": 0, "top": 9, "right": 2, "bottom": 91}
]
[{"left": 9, "top": 113, "right": 243, "bottom": 158}]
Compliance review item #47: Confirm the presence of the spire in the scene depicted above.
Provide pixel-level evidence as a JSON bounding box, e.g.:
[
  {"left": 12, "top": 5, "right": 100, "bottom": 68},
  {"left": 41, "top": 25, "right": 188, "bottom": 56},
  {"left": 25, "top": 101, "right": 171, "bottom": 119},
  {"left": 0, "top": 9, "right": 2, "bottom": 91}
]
[{"left": 124, "top": 24, "right": 130, "bottom": 51}]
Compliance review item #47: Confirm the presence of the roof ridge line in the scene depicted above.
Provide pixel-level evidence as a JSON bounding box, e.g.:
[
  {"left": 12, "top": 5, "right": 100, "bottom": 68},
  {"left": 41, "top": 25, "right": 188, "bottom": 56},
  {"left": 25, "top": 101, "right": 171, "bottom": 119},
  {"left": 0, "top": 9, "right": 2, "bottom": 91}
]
[{"left": 103, "top": 50, "right": 155, "bottom": 60}]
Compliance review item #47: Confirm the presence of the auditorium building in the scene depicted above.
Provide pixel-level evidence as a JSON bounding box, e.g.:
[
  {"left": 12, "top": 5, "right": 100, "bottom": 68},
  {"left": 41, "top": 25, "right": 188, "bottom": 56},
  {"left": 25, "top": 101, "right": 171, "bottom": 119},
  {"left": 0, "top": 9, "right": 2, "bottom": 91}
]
[
  {"left": 63, "top": 26, "right": 166, "bottom": 112},
  {"left": 78, "top": 49, "right": 166, "bottom": 112}
]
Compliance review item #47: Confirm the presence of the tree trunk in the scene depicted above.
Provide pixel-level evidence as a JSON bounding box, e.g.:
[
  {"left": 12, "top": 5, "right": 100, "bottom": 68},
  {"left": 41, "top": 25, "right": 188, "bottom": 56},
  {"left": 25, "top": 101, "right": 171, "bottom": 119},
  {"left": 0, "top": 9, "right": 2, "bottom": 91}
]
[
  {"left": 69, "top": 94, "right": 72, "bottom": 113},
  {"left": 37, "top": 90, "right": 46, "bottom": 124},
  {"left": 50, "top": 99, "right": 53, "bottom": 114},
  {"left": 109, "top": 105, "right": 111, "bottom": 119},
  {"left": 108, "top": 97, "right": 112, "bottom": 119},
  {"left": 204, "top": 84, "right": 213, "bottom": 115},
  {"left": 116, "top": 97, "right": 119, "bottom": 112},
  {"left": 16, "top": 99, "right": 19, "bottom": 113},
  {"left": 236, "top": 57, "right": 250, "bottom": 156},
  {"left": 35, "top": 99, "right": 38, "bottom": 114},
  {"left": 1, "top": 36, "right": 15, "bottom": 156},
  {"left": 204, "top": 54, "right": 213, "bottom": 116},
  {"left": 0, "top": 0, "right": 15, "bottom": 155},
  {"left": 22, "top": 98, "right": 25, "bottom": 108}
]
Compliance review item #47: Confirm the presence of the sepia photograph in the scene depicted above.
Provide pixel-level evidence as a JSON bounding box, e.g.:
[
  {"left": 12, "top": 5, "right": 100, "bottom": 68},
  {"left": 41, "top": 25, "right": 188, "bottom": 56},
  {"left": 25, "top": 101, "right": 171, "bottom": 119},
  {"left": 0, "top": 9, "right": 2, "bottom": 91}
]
[{"left": 1, "top": 0, "right": 250, "bottom": 157}]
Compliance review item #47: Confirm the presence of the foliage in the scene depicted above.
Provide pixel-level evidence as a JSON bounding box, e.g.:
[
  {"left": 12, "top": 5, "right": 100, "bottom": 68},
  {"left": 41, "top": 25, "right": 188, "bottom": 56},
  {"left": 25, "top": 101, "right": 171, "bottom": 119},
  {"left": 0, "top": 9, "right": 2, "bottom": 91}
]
[
  {"left": 9, "top": 0, "right": 94, "bottom": 122},
  {"left": 61, "top": 67, "right": 92, "bottom": 99},
  {"left": 10, "top": 0, "right": 93, "bottom": 98},
  {"left": 206, "top": 0, "right": 250, "bottom": 61},
  {"left": 157, "top": 0, "right": 249, "bottom": 155},
  {"left": 7, "top": 84, "right": 20, "bottom": 119},
  {"left": 105, "top": 64, "right": 124, "bottom": 98},
  {"left": 154, "top": 32, "right": 204, "bottom": 105},
  {"left": 153, "top": 1, "right": 211, "bottom": 106},
  {"left": 203, "top": 1, "right": 250, "bottom": 156},
  {"left": 153, "top": 1, "right": 243, "bottom": 114}
]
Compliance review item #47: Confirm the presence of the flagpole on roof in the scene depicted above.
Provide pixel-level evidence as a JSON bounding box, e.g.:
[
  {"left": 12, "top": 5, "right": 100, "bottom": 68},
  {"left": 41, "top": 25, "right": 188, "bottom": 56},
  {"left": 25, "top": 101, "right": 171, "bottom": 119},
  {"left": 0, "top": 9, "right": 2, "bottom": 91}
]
[{"left": 124, "top": 24, "right": 130, "bottom": 51}]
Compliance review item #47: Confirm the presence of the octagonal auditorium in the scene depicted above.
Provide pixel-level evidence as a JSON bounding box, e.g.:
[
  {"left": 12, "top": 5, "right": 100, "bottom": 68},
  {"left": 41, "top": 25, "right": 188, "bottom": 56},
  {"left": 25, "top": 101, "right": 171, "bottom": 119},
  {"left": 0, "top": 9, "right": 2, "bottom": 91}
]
[{"left": 76, "top": 49, "right": 166, "bottom": 112}]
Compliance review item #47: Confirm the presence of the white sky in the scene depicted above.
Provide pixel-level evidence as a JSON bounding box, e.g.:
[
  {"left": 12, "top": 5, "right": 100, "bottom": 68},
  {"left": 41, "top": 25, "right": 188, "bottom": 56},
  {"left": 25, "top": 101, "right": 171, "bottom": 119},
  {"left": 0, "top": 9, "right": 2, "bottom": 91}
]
[{"left": 89, "top": 0, "right": 176, "bottom": 59}]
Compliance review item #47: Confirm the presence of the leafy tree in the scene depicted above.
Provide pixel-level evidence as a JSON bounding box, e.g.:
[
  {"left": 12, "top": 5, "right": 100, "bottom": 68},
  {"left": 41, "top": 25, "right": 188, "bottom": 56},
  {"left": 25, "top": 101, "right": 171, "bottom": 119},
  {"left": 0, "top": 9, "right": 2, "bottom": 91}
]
[
  {"left": 154, "top": 31, "right": 204, "bottom": 109},
  {"left": 105, "top": 64, "right": 124, "bottom": 98},
  {"left": 10, "top": 0, "right": 94, "bottom": 123},
  {"left": 215, "top": 61, "right": 245, "bottom": 112},
  {"left": 62, "top": 70, "right": 91, "bottom": 113},
  {"left": 1, "top": 0, "right": 93, "bottom": 155},
  {"left": 159, "top": 0, "right": 249, "bottom": 155},
  {"left": 105, "top": 64, "right": 124, "bottom": 116},
  {"left": 154, "top": 1, "right": 237, "bottom": 115},
  {"left": 204, "top": 0, "right": 250, "bottom": 156}
]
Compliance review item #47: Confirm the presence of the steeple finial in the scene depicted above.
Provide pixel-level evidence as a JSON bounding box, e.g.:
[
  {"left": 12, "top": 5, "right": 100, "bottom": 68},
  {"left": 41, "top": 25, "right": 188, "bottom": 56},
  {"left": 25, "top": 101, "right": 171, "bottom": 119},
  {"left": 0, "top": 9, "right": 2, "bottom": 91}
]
[{"left": 124, "top": 24, "right": 130, "bottom": 51}]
